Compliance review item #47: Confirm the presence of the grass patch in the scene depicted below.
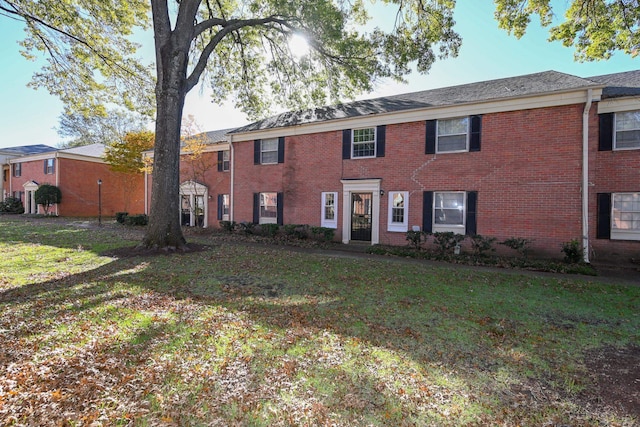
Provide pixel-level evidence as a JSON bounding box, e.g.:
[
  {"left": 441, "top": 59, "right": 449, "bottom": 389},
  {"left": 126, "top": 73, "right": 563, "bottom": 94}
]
[{"left": 0, "top": 216, "right": 638, "bottom": 425}]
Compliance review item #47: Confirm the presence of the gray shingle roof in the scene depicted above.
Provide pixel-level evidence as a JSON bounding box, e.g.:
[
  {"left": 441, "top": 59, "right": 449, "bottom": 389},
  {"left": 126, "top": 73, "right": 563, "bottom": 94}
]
[
  {"left": 230, "top": 70, "right": 602, "bottom": 133},
  {"left": 0, "top": 144, "right": 57, "bottom": 155},
  {"left": 60, "top": 143, "right": 106, "bottom": 158},
  {"left": 587, "top": 70, "right": 640, "bottom": 98},
  {"left": 180, "top": 127, "right": 236, "bottom": 147}
]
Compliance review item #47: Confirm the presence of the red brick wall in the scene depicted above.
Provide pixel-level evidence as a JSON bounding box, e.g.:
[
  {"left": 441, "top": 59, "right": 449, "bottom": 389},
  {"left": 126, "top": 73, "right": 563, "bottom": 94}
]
[
  {"left": 146, "top": 150, "right": 231, "bottom": 228},
  {"left": 9, "top": 157, "right": 144, "bottom": 217},
  {"left": 233, "top": 104, "right": 600, "bottom": 259}
]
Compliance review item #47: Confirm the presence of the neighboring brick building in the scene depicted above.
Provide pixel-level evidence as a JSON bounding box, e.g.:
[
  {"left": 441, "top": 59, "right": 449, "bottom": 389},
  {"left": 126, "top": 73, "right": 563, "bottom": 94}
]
[
  {"left": 7, "top": 144, "right": 144, "bottom": 217},
  {"left": 144, "top": 129, "right": 232, "bottom": 228},
  {"left": 222, "top": 70, "right": 640, "bottom": 263}
]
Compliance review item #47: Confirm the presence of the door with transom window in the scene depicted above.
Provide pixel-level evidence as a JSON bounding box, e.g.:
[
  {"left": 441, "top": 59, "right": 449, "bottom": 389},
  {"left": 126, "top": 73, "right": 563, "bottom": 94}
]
[{"left": 351, "top": 192, "right": 372, "bottom": 241}]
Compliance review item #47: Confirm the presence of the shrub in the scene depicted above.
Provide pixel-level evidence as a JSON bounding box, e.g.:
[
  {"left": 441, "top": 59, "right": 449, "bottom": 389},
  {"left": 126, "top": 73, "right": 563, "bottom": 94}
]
[
  {"left": 500, "top": 237, "right": 532, "bottom": 257},
  {"left": 561, "top": 239, "right": 583, "bottom": 264},
  {"left": 124, "top": 214, "right": 148, "bottom": 226},
  {"left": 283, "top": 224, "right": 309, "bottom": 239},
  {"left": 115, "top": 212, "right": 129, "bottom": 224},
  {"left": 405, "top": 230, "right": 425, "bottom": 250},
  {"left": 34, "top": 184, "right": 62, "bottom": 215},
  {"left": 310, "top": 226, "right": 335, "bottom": 242},
  {"left": 238, "top": 221, "right": 256, "bottom": 235},
  {"left": 260, "top": 223, "right": 280, "bottom": 238},
  {"left": 0, "top": 197, "right": 25, "bottom": 214},
  {"left": 470, "top": 234, "right": 497, "bottom": 256},
  {"left": 219, "top": 220, "right": 237, "bottom": 232},
  {"left": 432, "top": 232, "right": 465, "bottom": 254}
]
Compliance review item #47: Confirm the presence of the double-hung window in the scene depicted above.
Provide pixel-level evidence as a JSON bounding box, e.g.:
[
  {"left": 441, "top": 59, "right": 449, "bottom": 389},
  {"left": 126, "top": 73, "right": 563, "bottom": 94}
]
[
  {"left": 259, "top": 192, "right": 278, "bottom": 224},
  {"left": 612, "top": 193, "right": 640, "bottom": 240},
  {"left": 437, "top": 118, "right": 469, "bottom": 153},
  {"left": 434, "top": 191, "right": 466, "bottom": 233},
  {"left": 352, "top": 127, "right": 376, "bottom": 158},
  {"left": 321, "top": 192, "right": 338, "bottom": 228},
  {"left": 13, "top": 163, "right": 21, "bottom": 177},
  {"left": 387, "top": 191, "right": 409, "bottom": 232},
  {"left": 217, "top": 194, "right": 230, "bottom": 221},
  {"left": 218, "top": 150, "right": 230, "bottom": 171},
  {"left": 260, "top": 138, "right": 279, "bottom": 164},
  {"left": 44, "top": 158, "right": 54, "bottom": 174},
  {"left": 614, "top": 111, "right": 640, "bottom": 150}
]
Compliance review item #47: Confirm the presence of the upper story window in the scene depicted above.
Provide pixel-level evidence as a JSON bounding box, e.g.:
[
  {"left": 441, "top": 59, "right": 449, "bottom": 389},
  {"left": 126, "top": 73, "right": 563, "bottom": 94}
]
[
  {"left": 615, "top": 111, "right": 640, "bottom": 150},
  {"left": 437, "top": 118, "right": 469, "bottom": 153},
  {"left": 254, "top": 137, "right": 284, "bottom": 165},
  {"left": 261, "top": 138, "right": 278, "bottom": 164},
  {"left": 387, "top": 191, "right": 409, "bottom": 232},
  {"left": 222, "top": 150, "right": 230, "bottom": 171},
  {"left": 426, "top": 116, "right": 481, "bottom": 154},
  {"left": 352, "top": 128, "right": 376, "bottom": 158},
  {"left": 13, "top": 163, "right": 21, "bottom": 177},
  {"left": 44, "top": 158, "right": 55, "bottom": 174}
]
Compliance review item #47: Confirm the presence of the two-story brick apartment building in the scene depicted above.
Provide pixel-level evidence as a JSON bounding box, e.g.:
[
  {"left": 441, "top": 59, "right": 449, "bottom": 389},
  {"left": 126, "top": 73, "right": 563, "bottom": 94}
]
[
  {"left": 222, "top": 70, "right": 640, "bottom": 263},
  {"left": 8, "top": 144, "right": 145, "bottom": 217}
]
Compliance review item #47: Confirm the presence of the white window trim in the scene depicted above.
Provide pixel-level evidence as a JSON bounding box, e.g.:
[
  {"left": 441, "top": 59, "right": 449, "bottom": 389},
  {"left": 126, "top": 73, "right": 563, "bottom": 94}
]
[
  {"left": 261, "top": 138, "right": 279, "bottom": 165},
  {"left": 611, "top": 192, "right": 640, "bottom": 240},
  {"left": 613, "top": 111, "right": 640, "bottom": 151},
  {"left": 436, "top": 117, "right": 470, "bottom": 154},
  {"left": 222, "top": 150, "right": 230, "bottom": 171},
  {"left": 351, "top": 127, "right": 377, "bottom": 159},
  {"left": 433, "top": 191, "right": 466, "bottom": 234},
  {"left": 321, "top": 192, "right": 338, "bottom": 229},
  {"left": 340, "top": 179, "right": 381, "bottom": 245},
  {"left": 387, "top": 191, "right": 409, "bottom": 232},
  {"left": 259, "top": 192, "right": 278, "bottom": 224},
  {"left": 45, "top": 158, "right": 54, "bottom": 174},
  {"left": 221, "top": 194, "right": 230, "bottom": 221},
  {"left": 180, "top": 180, "right": 208, "bottom": 227}
]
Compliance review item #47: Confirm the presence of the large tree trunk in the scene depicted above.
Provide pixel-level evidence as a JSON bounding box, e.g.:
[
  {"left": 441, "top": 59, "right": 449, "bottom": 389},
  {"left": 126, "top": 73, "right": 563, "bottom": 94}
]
[{"left": 142, "top": 23, "right": 189, "bottom": 249}]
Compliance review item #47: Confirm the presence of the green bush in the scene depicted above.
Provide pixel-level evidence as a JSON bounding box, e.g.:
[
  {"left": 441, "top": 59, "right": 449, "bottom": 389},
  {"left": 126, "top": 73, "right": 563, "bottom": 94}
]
[
  {"left": 283, "top": 224, "right": 309, "bottom": 239},
  {"left": 34, "top": 184, "right": 61, "bottom": 215},
  {"left": 561, "top": 239, "right": 583, "bottom": 264},
  {"left": 115, "top": 212, "right": 129, "bottom": 224},
  {"left": 124, "top": 214, "right": 148, "bottom": 226},
  {"left": 405, "top": 230, "right": 424, "bottom": 249},
  {"left": 0, "top": 197, "right": 25, "bottom": 214},
  {"left": 260, "top": 223, "right": 280, "bottom": 238},
  {"left": 500, "top": 237, "right": 532, "bottom": 257},
  {"left": 219, "top": 220, "right": 237, "bottom": 232},
  {"left": 470, "top": 234, "right": 497, "bottom": 256},
  {"left": 238, "top": 221, "right": 256, "bottom": 235},
  {"left": 432, "top": 232, "right": 465, "bottom": 254},
  {"left": 310, "top": 226, "right": 335, "bottom": 242}
]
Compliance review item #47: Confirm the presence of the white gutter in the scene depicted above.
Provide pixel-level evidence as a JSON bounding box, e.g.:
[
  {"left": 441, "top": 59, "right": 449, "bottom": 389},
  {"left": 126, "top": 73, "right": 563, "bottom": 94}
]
[
  {"left": 582, "top": 89, "right": 593, "bottom": 263},
  {"left": 144, "top": 167, "right": 148, "bottom": 215},
  {"left": 55, "top": 152, "right": 60, "bottom": 216},
  {"left": 229, "top": 134, "right": 235, "bottom": 222}
]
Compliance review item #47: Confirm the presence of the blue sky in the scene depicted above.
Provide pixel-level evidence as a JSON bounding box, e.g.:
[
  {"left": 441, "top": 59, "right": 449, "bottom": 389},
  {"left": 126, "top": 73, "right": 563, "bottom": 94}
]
[{"left": 0, "top": 2, "right": 637, "bottom": 150}]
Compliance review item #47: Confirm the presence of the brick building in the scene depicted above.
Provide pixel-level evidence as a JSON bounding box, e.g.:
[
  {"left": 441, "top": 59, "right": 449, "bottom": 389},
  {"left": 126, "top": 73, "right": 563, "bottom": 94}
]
[
  {"left": 222, "top": 70, "right": 640, "bottom": 263},
  {"left": 7, "top": 144, "right": 144, "bottom": 217}
]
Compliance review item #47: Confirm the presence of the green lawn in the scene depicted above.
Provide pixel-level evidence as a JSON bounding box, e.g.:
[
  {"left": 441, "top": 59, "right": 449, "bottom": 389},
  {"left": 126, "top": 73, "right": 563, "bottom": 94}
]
[{"left": 0, "top": 216, "right": 638, "bottom": 426}]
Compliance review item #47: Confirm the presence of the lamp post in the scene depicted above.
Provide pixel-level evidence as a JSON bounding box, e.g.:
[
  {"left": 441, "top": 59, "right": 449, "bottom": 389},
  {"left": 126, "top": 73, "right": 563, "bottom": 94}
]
[{"left": 97, "top": 179, "right": 102, "bottom": 226}]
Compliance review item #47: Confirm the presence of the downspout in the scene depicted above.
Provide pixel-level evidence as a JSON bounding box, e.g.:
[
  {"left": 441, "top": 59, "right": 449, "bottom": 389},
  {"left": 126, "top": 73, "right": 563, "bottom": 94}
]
[
  {"left": 582, "top": 89, "right": 593, "bottom": 263},
  {"left": 144, "top": 156, "right": 148, "bottom": 215},
  {"left": 229, "top": 135, "right": 234, "bottom": 222},
  {"left": 55, "top": 152, "right": 60, "bottom": 216}
]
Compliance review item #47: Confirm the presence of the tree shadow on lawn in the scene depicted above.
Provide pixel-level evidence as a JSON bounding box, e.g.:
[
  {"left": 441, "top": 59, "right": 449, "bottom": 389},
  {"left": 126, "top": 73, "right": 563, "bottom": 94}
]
[{"left": 1, "top": 246, "right": 639, "bottom": 424}]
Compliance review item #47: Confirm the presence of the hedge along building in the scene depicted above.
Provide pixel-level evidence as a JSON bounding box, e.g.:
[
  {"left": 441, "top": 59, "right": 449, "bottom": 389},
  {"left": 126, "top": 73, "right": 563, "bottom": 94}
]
[
  {"left": 223, "top": 70, "right": 640, "bottom": 263},
  {"left": 7, "top": 144, "right": 145, "bottom": 217},
  {"left": 144, "top": 128, "right": 233, "bottom": 228}
]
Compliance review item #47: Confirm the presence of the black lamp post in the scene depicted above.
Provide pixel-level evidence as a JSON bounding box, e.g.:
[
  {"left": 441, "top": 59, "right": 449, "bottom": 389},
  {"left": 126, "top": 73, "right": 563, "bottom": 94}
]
[{"left": 97, "top": 179, "right": 102, "bottom": 226}]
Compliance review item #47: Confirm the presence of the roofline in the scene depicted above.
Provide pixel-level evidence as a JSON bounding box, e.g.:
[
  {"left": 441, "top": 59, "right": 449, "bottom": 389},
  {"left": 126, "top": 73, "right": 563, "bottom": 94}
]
[
  {"left": 8, "top": 150, "right": 106, "bottom": 164},
  {"left": 228, "top": 85, "right": 604, "bottom": 142}
]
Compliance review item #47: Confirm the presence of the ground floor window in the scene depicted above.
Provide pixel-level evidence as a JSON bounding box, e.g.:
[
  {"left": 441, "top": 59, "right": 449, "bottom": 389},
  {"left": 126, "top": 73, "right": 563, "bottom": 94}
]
[
  {"left": 612, "top": 192, "right": 640, "bottom": 240},
  {"left": 434, "top": 191, "right": 465, "bottom": 233},
  {"left": 387, "top": 191, "right": 409, "bottom": 232},
  {"left": 217, "top": 194, "right": 230, "bottom": 221},
  {"left": 321, "top": 192, "right": 338, "bottom": 228},
  {"left": 260, "top": 192, "right": 278, "bottom": 224}
]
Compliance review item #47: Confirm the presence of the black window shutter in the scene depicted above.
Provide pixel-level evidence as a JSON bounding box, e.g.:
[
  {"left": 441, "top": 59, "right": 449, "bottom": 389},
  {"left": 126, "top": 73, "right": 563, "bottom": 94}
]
[
  {"left": 43, "top": 160, "right": 47, "bottom": 174},
  {"left": 254, "top": 140, "right": 261, "bottom": 164},
  {"left": 376, "top": 125, "right": 386, "bottom": 157},
  {"left": 253, "top": 193, "right": 260, "bottom": 223},
  {"left": 599, "top": 113, "right": 613, "bottom": 151},
  {"left": 342, "top": 129, "right": 352, "bottom": 159},
  {"left": 217, "top": 194, "right": 223, "bottom": 220},
  {"left": 425, "top": 120, "right": 436, "bottom": 154},
  {"left": 466, "top": 191, "right": 478, "bottom": 235},
  {"left": 277, "top": 192, "right": 284, "bottom": 226},
  {"left": 278, "top": 137, "right": 285, "bottom": 163},
  {"left": 596, "top": 193, "right": 612, "bottom": 239},
  {"left": 217, "top": 151, "right": 224, "bottom": 172},
  {"left": 422, "top": 191, "right": 433, "bottom": 233},
  {"left": 469, "top": 115, "right": 482, "bottom": 152}
]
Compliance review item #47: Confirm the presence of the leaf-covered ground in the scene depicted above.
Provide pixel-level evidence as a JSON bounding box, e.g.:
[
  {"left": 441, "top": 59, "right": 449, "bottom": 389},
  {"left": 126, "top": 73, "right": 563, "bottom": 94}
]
[{"left": 0, "top": 216, "right": 638, "bottom": 426}]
